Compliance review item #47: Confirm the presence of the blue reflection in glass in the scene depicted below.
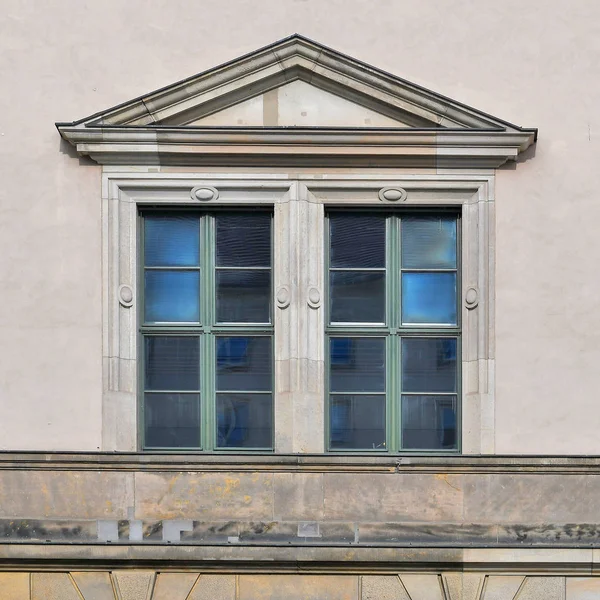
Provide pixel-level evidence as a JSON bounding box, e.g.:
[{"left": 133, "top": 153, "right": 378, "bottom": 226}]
[
  {"left": 145, "top": 215, "right": 200, "bottom": 267},
  {"left": 402, "top": 272, "right": 456, "bottom": 325},
  {"left": 401, "top": 217, "right": 457, "bottom": 269},
  {"left": 145, "top": 270, "right": 200, "bottom": 322}
]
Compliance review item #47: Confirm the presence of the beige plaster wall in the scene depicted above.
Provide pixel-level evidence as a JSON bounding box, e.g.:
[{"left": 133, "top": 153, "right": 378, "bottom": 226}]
[{"left": 0, "top": 0, "right": 598, "bottom": 452}]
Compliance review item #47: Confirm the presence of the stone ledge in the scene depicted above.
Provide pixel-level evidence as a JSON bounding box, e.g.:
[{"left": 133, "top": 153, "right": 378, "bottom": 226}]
[{"left": 1, "top": 452, "right": 600, "bottom": 473}]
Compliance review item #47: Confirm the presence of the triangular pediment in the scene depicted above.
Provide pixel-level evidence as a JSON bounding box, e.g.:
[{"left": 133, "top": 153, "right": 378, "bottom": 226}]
[{"left": 57, "top": 34, "right": 537, "bottom": 167}]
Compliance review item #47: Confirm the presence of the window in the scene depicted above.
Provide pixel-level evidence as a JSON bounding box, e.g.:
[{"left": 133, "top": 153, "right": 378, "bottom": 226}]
[
  {"left": 141, "top": 211, "right": 273, "bottom": 451},
  {"left": 326, "top": 212, "right": 460, "bottom": 452}
]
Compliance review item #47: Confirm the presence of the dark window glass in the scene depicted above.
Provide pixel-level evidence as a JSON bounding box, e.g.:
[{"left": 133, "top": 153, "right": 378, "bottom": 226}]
[
  {"left": 402, "top": 395, "right": 457, "bottom": 450},
  {"left": 145, "top": 336, "right": 200, "bottom": 391},
  {"left": 216, "top": 270, "right": 270, "bottom": 323},
  {"left": 216, "top": 393, "right": 272, "bottom": 448},
  {"left": 402, "top": 338, "right": 457, "bottom": 393},
  {"left": 330, "top": 214, "right": 385, "bottom": 268},
  {"left": 330, "top": 337, "right": 385, "bottom": 393},
  {"left": 216, "top": 337, "right": 272, "bottom": 392},
  {"left": 330, "top": 271, "right": 385, "bottom": 323},
  {"left": 329, "top": 395, "right": 386, "bottom": 450},
  {"left": 216, "top": 213, "right": 271, "bottom": 267},
  {"left": 144, "top": 393, "right": 200, "bottom": 448}
]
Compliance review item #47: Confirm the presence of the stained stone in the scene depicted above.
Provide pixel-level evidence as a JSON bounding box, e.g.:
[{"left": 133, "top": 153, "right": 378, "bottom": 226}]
[
  {"left": 71, "top": 572, "right": 116, "bottom": 600},
  {"left": 517, "top": 577, "right": 565, "bottom": 600},
  {"left": 442, "top": 573, "right": 484, "bottom": 600},
  {"left": 400, "top": 574, "right": 443, "bottom": 600},
  {"left": 153, "top": 573, "right": 199, "bottom": 600},
  {"left": 482, "top": 576, "right": 524, "bottom": 600},
  {"left": 362, "top": 576, "right": 410, "bottom": 600},
  {"left": 31, "top": 573, "right": 80, "bottom": 600},
  {"left": 0, "top": 573, "right": 30, "bottom": 600},
  {"left": 188, "top": 574, "right": 236, "bottom": 600},
  {"left": 113, "top": 571, "right": 154, "bottom": 600}
]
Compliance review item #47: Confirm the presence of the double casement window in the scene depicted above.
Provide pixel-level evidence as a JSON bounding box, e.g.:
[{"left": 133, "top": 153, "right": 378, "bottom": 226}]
[
  {"left": 140, "top": 207, "right": 460, "bottom": 453},
  {"left": 141, "top": 211, "right": 273, "bottom": 450},
  {"left": 326, "top": 212, "right": 460, "bottom": 452}
]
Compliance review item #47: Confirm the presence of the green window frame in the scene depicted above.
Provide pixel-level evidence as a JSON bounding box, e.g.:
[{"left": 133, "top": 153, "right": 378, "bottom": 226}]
[
  {"left": 326, "top": 209, "right": 461, "bottom": 453},
  {"left": 139, "top": 209, "right": 274, "bottom": 452}
]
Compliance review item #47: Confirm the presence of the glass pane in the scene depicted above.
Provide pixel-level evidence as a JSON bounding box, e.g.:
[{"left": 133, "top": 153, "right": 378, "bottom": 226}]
[
  {"left": 330, "top": 214, "right": 385, "bottom": 268},
  {"left": 144, "top": 393, "right": 200, "bottom": 448},
  {"left": 145, "top": 336, "right": 200, "bottom": 391},
  {"left": 216, "top": 213, "right": 271, "bottom": 267},
  {"left": 330, "top": 271, "right": 385, "bottom": 323},
  {"left": 216, "top": 393, "right": 272, "bottom": 448},
  {"left": 402, "top": 395, "right": 457, "bottom": 450},
  {"left": 402, "top": 216, "right": 457, "bottom": 269},
  {"left": 216, "top": 269, "right": 270, "bottom": 323},
  {"left": 330, "top": 337, "right": 385, "bottom": 392},
  {"left": 402, "top": 272, "right": 456, "bottom": 325},
  {"left": 216, "top": 337, "right": 272, "bottom": 391},
  {"left": 145, "top": 270, "right": 200, "bottom": 322},
  {"left": 402, "top": 338, "right": 457, "bottom": 392},
  {"left": 329, "top": 395, "right": 386, "bottom": 450},
  {"left": 145, "top": 215, "right": 200, "bottom": 267}
]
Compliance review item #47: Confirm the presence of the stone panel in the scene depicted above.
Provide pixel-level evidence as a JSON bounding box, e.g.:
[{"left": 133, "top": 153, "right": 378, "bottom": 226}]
[
  {"left": 464, "top": 475, "right": 600, "bottom": 524},
  {"left": 238, "top": 575, "right": 358, "bottom": 600},
  {"left": 518, "top": 577, "right": 565, "bottom": 600},
  {"left": 361, "top": 575, "right": 410, "bottom": 600},
  {"left": 323, "top": 473, "right": 463, "bottom": 521},
  {"left": 400, "top": 574, "right": 443, "bottom": 600},
  {"left": 442, "top": 573, "right": 484, "bottom": 600},
  {"left": 71, "top": 572, "right": 116, "bottom": 600},
  {"left": 134, "top": 472, "right": 273, "bottom": 520},
  {"left": 482, "top": 576, "right": 524, "bottom": 600},
  {"left": 273, "top": 473, "right": 324, "bottom": 520},
  {"left": 566, "top": 578, "right": 600, "bottom": 600},
  {"left": 112, "top": 571, "right": 154, "bottom": 600},
  {"left": 31, "top": 573, "right": 80, "bottom": 600},
  {"left": 152, "top": 573, "right": 198, "bottom": 600},
  {"left": 0, "top": 472, "right": 133, "bottom": 519},
  {"left": 0, "top": 573, "right": 30, "bottom": 600},
  {"left": 188, "top": 574, "right": 236, "bottom": 600}
]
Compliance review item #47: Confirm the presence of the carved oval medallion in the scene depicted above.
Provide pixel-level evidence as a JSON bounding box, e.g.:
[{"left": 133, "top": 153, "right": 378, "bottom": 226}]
[
  {"left": 378, "top": 187, "right": 407, "bottom": 202},
  {"left": 191, "top": 186, "right": 219, "bottom": 201}
]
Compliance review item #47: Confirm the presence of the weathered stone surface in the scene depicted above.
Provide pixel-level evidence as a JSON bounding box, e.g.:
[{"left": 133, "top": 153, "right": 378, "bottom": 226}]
[
  {"left": 188, "top": 574, "right": 236, "bottom": 600},
  {"left": 482, "top": 576, "right": 524, "bottom": 600},
  {"left": 71, "top": 572, "right": 115, "bottom": 599},
  {"left": 238, "top": 575, "right": 358, "bottom": 600},
  {"left": 134, "top": 472, "right": 273, "bottom": 520},
  {"left": 357, "top": 522, "right": 497, "bottom": 545},
  {"left": 442, "top": 573, "right": 483, "bottom": 600},
  {"left": 31, "top": 573, "right": 80, "bottom": 600},
  {"left": 112, "top": 571, "right": 154, "bottom": 600},
  {"left": 180, "top": 520, "right": 239, "bottom": 543},
  {"left": 0, "top": 472, "right": 133, "bottom": 519},
  {"left": 361, "top": 575, "right": 410, "bottom": 600},
  {"left": 273, "top": 473, "right": 324, "bottom": 520},
  {"left": 518, "top": 577, "right": 565, "bottom": 600},
  {"left": 497, "top": 523, "right": 600, "bottom": 545},
  {"left": 464, "top": 475, "right": 600, "bottom": 524},
  {"left": 400, "top": 574, "right": 443, "bottom": 600},
  {"left": 323, "top": 474, "right": 462, "bottom": 521},
  {"left": 0, "top": 573, "right": 30, "bottom": 600},
  {"left": 566, "top": 578, "right": 600, "bottom": 599},
  {"left": 152, "top": 573, "right": 198, "bottom": 600}
]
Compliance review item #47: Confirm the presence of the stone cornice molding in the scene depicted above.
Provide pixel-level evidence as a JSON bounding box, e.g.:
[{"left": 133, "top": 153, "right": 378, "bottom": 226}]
[{"left": 57, "top": 35, "right": 536, "bottom": 168}]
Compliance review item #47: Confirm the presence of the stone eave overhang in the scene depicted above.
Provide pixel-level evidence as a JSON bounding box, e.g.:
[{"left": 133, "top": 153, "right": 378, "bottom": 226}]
[{"left": 57, "top": 125, "right": 537, "bottom": 168}]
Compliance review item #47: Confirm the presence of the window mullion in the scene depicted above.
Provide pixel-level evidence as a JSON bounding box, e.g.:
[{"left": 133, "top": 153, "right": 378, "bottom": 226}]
[{"left": 202, "top": 214, "right": 214, "bottom": 450}]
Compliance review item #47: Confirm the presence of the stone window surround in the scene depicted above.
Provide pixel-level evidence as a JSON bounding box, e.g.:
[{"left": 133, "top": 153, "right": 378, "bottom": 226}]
[{"left": 102, "top": 171, "right": 494, "bottom": 454}]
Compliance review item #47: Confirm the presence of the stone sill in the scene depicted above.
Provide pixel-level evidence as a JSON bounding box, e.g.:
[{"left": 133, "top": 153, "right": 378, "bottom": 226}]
[{"left": 0, "top": 452, "right": 599, "bottom": 473}]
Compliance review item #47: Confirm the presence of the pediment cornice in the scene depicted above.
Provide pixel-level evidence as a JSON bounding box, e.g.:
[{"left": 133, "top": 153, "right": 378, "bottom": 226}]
[{"left": 57, "top": 34, "right": 536, "bottom": 168}]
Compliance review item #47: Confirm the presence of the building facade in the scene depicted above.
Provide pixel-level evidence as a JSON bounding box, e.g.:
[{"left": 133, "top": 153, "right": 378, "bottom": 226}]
[{"left": 1, "top": 2, "right": 600, "bottom": 598}]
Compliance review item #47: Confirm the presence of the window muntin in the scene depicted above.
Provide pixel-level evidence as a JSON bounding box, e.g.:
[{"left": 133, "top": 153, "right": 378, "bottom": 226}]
[
  {"left": 141, "top": 211, "right": 273, "bottom": 451},
  {"left": 326, "top": 212, "right": 460, "bottom": 452}
]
